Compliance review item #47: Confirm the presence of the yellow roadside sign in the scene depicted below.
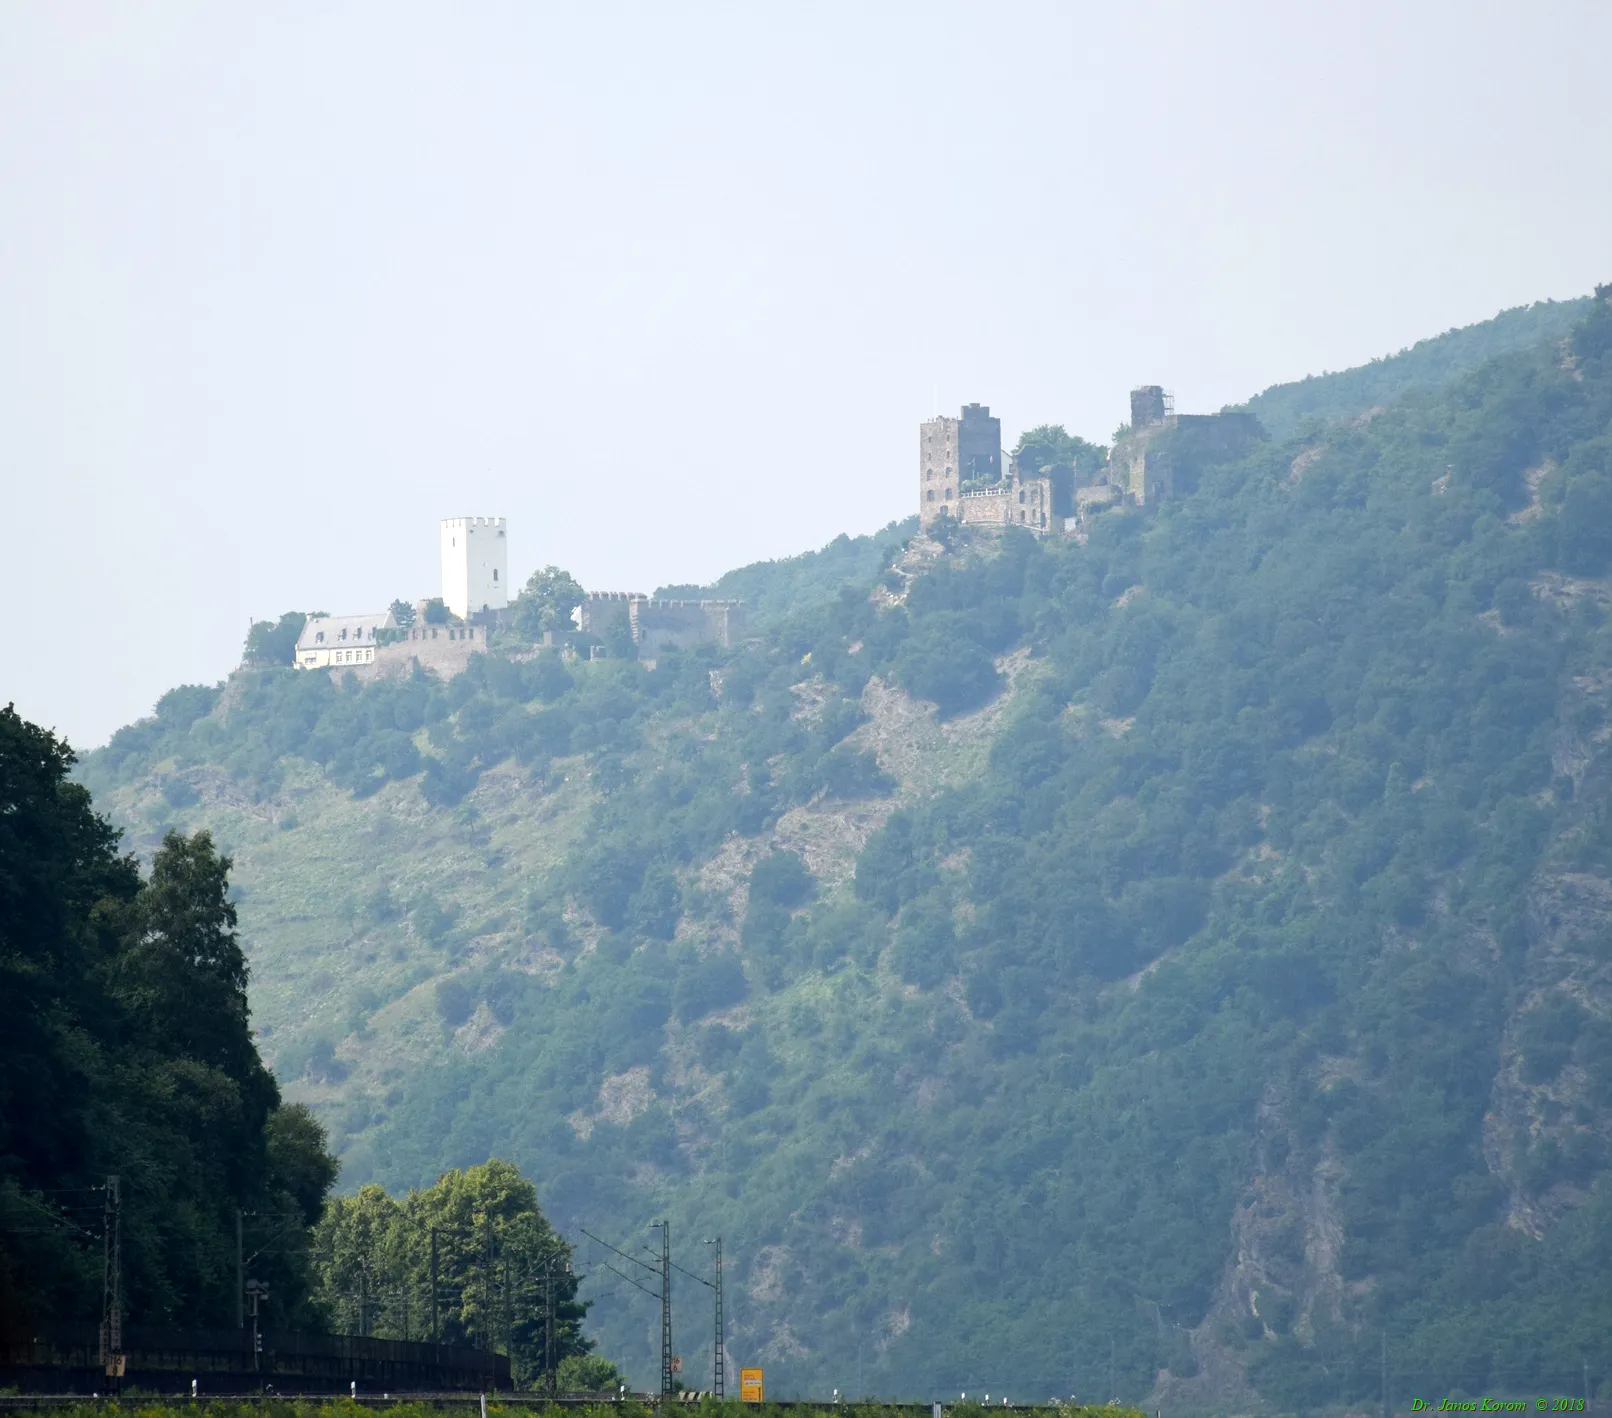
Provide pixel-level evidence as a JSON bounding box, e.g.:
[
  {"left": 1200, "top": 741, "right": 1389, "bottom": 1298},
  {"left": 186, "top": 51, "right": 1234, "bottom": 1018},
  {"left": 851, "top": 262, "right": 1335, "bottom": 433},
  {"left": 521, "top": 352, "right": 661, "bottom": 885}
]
[{"left": 740, "top": 1367, "right": 764, "bottom": 1402}]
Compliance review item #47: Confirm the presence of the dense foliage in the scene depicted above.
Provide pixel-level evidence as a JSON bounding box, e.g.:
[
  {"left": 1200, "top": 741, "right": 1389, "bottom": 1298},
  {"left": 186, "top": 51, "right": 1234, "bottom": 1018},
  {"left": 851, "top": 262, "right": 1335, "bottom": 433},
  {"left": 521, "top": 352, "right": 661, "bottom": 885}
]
[
  {"left": 512, "top": 568, "right": 587, "bottom": 641},
  {"left": 0, "top": 706, "right": 338, "bottom": 1331},
  {"left": 74, "top": 291, "right": 1612, "bottom": 1407},
  {"left": 313, "top": 1159, "right": 598, "bottom": 1389},
  {"left": 244, "top": 612, "right": 310, "bottom": 668}
]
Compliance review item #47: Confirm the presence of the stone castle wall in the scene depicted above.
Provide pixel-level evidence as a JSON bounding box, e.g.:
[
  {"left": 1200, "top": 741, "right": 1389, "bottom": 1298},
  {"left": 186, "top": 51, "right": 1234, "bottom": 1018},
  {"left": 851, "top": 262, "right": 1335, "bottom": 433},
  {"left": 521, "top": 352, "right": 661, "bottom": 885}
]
[
  {"left": 633, "top": 599, "right": 747, "bottom": 654},
  {"left": 340, "top": 624, "right": 487, "bottom": 684},
  {"left": 956, "top": 473, "right": 1056, "bottom": 532},
  {"left": 576, "top": 592, "right": 643, "bottom": 639},
  {"left": 578, "top": 594, "right": 747, "bottom": 653}
]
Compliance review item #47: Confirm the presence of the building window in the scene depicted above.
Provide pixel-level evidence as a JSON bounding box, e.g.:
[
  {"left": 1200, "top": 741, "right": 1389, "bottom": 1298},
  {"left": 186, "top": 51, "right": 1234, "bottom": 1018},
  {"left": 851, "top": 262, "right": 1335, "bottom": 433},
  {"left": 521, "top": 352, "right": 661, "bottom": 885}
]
[
  {"left": 492, "top": 569, "right": 498, "bottom": 582},
  {"left": 315, "top": 631, "right": 324, "bottom": 644},
  {"left": 1019, "top": 490, "right": 1025, "bottom": 503},
  {"left": 926, "top": 490, "right": 934, "bottom": 502},
  {"left": 945, "top": 488, "right": 952, "bottom": 500}
]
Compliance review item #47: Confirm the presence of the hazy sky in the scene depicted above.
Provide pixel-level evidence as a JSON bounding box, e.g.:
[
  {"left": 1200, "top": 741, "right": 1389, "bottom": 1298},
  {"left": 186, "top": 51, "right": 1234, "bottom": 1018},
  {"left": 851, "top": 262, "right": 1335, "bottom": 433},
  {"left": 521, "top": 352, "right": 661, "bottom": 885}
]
[{"left": 4, "top": 1, "right": 1609, "bottom": 749}]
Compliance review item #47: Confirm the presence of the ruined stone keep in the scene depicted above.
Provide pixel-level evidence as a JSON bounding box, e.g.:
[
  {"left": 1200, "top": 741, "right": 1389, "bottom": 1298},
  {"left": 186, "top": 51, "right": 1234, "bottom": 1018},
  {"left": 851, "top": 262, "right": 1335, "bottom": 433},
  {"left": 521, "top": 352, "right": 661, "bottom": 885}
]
[{"left": 920, "top": 391, "right": 1264, "bottom": 530}]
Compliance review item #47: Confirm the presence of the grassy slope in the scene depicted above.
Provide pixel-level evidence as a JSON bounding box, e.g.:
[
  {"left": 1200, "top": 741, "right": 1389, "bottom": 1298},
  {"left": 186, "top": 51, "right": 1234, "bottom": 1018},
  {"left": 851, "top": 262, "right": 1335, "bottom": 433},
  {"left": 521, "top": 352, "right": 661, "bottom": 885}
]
[{"left": 78, "top": 291, "right": 1612, "bottom": 1410}]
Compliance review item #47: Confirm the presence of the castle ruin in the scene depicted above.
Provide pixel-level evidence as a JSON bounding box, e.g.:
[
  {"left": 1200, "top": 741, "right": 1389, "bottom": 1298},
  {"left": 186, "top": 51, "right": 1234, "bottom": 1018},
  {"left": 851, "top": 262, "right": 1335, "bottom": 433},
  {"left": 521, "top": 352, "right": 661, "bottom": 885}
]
[
  {"left": 920, "top": 390, "right": 1263, "bottom": 532},
  {"left": 576, "top": 593, "right": 747, "bottom": 652},
  {"left": 1116, "top": 387, "right": 1263, "bottom": 504}
]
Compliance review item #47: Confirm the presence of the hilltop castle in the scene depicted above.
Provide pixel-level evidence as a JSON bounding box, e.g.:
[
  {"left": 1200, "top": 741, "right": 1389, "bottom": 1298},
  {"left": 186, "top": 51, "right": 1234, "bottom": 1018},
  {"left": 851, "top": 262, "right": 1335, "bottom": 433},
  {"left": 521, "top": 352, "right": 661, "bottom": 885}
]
[
  {"left": 286, "top": 390, "right": 1258, "bottom": 683},
  {"left": 292, "top": 516, "right": 745, "bottom": 680},
  {"left": 919, "top": 389, "right": 1262, "bottom": 534}
]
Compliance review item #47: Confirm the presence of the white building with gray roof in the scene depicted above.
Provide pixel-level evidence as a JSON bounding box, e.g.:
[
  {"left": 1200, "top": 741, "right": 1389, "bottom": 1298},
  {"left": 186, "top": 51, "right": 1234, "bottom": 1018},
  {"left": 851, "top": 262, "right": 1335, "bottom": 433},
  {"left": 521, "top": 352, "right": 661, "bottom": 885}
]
[{"left": 294, "top": 610, "right": 397, "bottom": 670}]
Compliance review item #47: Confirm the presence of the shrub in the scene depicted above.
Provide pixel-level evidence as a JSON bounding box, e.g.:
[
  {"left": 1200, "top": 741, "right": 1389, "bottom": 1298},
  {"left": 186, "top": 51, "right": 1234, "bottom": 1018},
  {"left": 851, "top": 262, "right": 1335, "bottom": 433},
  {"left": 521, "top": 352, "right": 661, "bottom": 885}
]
[
  {"left": 435, "top": 977, "right": 475, "bottom": 1027},
  {"left": 749, "top": 850, "right": 813, "bottom": 909},
  {"left": 673, "top": 952, "right": 748, "bottom": 1021}
]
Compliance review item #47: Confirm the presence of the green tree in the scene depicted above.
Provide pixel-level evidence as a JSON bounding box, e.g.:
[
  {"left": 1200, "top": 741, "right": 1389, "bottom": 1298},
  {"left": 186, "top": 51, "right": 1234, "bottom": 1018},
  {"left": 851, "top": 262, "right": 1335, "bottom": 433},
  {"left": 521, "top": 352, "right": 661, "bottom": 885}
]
[
  {"left": 513, "top": 567, "right": 586, "bottom": 640},
  {"left": 0, "top": 707, "right": 337, "bottom": 1330},
  {"left": 312, "top": 1159, "right": 597, "bottom": 1386},
  {"left": 390, "top": 598, "right": 417, "bottom": 627},
  {"left": 1014, "top": 423, "right": 1108, "bottom": 480},
  {"left": 243, "top": 611, "right": 308, "bottom": 666},
  {"left": 558, "top": 1353, "right": 622, "bottom": 1392}
]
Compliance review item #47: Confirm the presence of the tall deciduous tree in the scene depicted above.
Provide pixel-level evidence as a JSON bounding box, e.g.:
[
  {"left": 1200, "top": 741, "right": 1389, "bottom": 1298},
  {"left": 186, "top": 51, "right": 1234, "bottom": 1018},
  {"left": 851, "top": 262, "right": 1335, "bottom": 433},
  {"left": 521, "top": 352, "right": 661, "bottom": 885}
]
[
  {"left": 512, "top": 567, "right": 585, "bottom": 640},
  {"left": 313, "top": 1159, "right": 595, "bottom": 1384},
  {"left": 0, "top": 706, "right": 338, "bottom": 1332},
  {"left": 243, "top": 612, "right": 309, "bottom": 666}
]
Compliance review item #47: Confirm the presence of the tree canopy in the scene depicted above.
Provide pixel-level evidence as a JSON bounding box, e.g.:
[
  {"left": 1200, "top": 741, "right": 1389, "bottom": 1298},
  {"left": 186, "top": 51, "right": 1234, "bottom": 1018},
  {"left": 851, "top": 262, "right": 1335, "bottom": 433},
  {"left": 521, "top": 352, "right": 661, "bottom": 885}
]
[
  {"left": 243, "top": 612, "right": 308, "bottom": 667},
  {"left": 0, "top": 705, "right": 337, "bottom": 1331},
  {"left": 512, "top": 567, "right": 586, "bottom": 640},
  {"left": 313, "top": 1159, "right": 593, "bottom": 1387}
]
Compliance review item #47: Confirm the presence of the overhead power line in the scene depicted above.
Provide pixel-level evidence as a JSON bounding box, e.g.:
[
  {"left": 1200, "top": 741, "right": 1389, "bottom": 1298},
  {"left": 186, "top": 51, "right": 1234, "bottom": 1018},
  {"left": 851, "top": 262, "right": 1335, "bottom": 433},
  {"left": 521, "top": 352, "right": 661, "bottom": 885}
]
[
  {"left": 581, "top": 1228, "right": 659, "bottom": 1273},
  {"left": 599, "top": 1260, "right": 661, "bottom": 1301}
]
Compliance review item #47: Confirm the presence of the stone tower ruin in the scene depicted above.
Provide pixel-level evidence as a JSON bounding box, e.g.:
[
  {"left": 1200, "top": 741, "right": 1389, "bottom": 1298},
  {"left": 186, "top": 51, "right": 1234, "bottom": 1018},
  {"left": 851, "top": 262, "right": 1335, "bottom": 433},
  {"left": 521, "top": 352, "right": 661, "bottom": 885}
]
[{"left": 919, "top": 403, "right": 1002, "bottom": 528}]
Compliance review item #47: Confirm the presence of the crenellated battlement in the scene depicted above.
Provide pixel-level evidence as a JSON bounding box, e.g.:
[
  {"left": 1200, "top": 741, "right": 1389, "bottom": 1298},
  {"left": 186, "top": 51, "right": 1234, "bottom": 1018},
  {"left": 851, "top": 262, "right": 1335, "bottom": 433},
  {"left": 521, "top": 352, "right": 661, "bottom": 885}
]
[{"left": 574, "top": 592, "right": 746, "bottom": 652}]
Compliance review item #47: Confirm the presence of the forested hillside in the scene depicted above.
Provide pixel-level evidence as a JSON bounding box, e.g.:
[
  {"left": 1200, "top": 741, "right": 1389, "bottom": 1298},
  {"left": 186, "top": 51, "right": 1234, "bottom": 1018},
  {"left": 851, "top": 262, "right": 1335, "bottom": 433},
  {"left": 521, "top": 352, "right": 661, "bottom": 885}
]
[
  {"left": 1241, "top": 296, "right": 1590, "bottom": 439},
  {"left": 77, "top": 290, "right": 1612, "bottom": 1410}
]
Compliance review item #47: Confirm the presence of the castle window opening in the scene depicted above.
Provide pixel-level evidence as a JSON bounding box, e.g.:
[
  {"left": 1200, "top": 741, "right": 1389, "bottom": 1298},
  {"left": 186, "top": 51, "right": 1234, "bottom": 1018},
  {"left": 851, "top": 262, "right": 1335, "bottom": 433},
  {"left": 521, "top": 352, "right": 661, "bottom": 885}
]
[
  {"left": 926, "top": 490, "right": 934, "bottom": 502},
  {"left": 492, "top": 569, "right": 498, "bottom": 581}
]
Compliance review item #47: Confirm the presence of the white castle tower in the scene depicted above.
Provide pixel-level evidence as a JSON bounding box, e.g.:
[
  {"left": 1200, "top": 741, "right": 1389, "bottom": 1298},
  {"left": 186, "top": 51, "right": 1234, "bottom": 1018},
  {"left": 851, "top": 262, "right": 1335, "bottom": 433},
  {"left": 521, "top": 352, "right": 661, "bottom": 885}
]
[{"left": 440, "top": 516, "right": 508, "bottom": 620}]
